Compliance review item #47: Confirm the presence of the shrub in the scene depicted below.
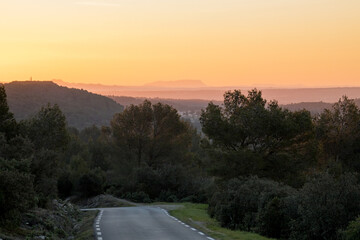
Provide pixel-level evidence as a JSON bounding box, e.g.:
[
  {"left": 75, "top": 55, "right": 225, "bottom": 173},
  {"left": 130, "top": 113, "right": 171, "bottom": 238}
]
[
  {"left": 133, "top": 164, "right": 210, "bottom": 202},
  {"left": 125, "top": 191, "right": 151, "bottom": 203},
  {"left": 208, "top": 176, "right": 295, "bottom": 236},
  {"left": 257, "top": 197, "right": 288, "bottom": 238},
  {"left": 0, "top": 158, "right": 36, "bottom": 225},
  {"left": 290, "top": 172, "right": 360, "bottom": 240},
  {"left": 78, "top": 168, "right": 105, "bottom": 198},
  {"left": 342, "top": 216, "right": 360, "bottom": 240}
]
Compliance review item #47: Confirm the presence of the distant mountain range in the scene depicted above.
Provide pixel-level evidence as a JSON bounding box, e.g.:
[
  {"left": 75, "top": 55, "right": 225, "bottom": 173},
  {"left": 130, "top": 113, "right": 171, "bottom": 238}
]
[
  {"left": 53, "top": 80, "right": 360, "bottom": 104},
  {"left": 282, "top": 100, "right": 360, "bottom": 115},
  {"left": 144, "top": 80, "right": 207, "bottom": 88},
  {"left": 4, "top": 81, "right": 124, "bottom": 129}
]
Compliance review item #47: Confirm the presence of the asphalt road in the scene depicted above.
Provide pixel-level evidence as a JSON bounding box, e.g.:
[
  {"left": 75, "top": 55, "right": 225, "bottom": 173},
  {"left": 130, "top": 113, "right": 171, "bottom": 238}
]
[{"left": 93, "top": 206, "right": 215, "bottom": 240}]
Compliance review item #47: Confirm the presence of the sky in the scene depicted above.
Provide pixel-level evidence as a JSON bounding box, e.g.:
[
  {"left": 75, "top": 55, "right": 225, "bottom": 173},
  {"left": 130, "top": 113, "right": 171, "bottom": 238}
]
[{"left": 0, "top": 0, "right": 359, "bottom": 87}]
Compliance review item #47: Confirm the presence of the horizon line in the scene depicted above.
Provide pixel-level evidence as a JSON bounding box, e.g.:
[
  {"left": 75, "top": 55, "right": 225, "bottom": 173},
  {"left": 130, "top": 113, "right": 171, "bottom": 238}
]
[{"left": 2, "top": 79, "right": 360, "bottom": 89}]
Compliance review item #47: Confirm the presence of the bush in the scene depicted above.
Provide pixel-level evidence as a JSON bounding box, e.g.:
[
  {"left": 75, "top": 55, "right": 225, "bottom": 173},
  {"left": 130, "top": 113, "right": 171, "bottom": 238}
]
[
  {"left": 342, "top": 216, "right": 360, "bottom": 240},
  {"left": 124, "top": 191, "right": 151, "bottom": 203},
  {"left": 208, "top": 176, "right": 295, "bottom": 236},
  {"left": 78, "top": 169, "right": 105, "bottom": 198},
  {"left": 290, "top": 172, "right": 360, "bottom": 240},
  {"left": 257, "top": 197, "right": 289, "bottom": 238},
  {"left": 0, "top": 158, "right": 36, "bottom": 225},
  {"left": 131, "top": 164, "right": 210, "bottom": 202}
]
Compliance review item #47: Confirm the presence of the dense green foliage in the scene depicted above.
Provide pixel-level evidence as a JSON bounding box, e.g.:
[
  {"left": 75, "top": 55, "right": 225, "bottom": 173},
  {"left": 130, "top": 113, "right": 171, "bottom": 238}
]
[
  {"left": 57, "top": 100, "right": 209, "bottom": 203},
  {"left": 208, "top": 173, "right": 360, "bottom": 240},
  {"left": 201, "top": 89, "right": 360, "bottom": 240},
  {"left": 200, "top": 89, "right": 316, "bottom": 187},
  {"left": 208, "top": 177, "right": 295, "bottom": 236},
  {"left": 5, "top": 81, "right": 124, "bottom": 129}
]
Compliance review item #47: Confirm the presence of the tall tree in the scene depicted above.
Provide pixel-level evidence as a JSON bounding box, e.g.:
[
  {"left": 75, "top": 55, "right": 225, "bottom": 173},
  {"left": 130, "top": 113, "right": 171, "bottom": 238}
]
[
  {"left": 316, "top": 96, "right": 360, "bottom": 171},
  {"left": 200, "top": 89, "right": 315, "bottom": 186},
  {"left": 111, "top": 100, "right": 191, "bottom": 167},
  {"left": 0, "top": 86, "right": 35, "bottom": 223},
  {"left": 0, "top": 85, "right": 17, "bottom": 139},
  {"left": 21, "top": 104, "right": 69, "bottom": 151},
  {"left": 111, "top": 100, "right": 153, "bottom": 166},
  {"left": 20, "top": 104, "right": 69, "bottom": 206}
]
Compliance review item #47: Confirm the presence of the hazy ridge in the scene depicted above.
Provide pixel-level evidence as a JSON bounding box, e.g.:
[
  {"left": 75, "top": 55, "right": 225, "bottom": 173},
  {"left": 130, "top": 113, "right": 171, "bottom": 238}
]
[
  {"left": 54, "top": 80, "right": 360, "bottom": 104},
  {"left": 4, "top": 81, "right": 124, "bottom": 129}
]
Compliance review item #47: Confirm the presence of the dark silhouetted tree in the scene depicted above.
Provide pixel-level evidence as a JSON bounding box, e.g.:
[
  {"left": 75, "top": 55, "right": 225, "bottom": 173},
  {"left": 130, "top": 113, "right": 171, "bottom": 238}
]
[{"left": 200, "top": 89, "right": 316, "bottom": 186}]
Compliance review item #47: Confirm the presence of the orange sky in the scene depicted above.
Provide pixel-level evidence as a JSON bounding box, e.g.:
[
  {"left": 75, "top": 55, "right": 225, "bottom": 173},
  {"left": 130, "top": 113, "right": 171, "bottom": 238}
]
[{"left": 1, "top": 0, "right": 359, "bottom": 87}]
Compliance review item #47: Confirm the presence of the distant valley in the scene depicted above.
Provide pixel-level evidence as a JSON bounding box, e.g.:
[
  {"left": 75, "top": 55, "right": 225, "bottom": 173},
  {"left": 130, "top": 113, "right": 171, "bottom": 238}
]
[{"left": 54, "top": 79, "right": 360, "bottom": 104}]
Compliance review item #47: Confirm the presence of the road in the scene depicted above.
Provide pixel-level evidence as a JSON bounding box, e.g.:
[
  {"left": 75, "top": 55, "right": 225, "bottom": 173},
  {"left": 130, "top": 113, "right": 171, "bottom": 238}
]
[{"left": 92, "top": 206, "right": 215, "bottom": 240}]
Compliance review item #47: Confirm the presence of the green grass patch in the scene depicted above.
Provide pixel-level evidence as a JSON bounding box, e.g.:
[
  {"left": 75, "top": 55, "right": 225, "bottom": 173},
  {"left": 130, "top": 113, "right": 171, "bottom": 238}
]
[
  {"left": 169, "top": 203, "right": 274, "bottom": 240},
  {"left": 74, "top": 210, "right": 98, "bottom": 240}
]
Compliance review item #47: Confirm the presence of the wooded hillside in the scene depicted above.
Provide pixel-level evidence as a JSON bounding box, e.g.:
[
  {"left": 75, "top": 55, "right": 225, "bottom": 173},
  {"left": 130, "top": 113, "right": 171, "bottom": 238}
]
[{"left": 4, "top": 81, "right": 124, "bottom": 129}]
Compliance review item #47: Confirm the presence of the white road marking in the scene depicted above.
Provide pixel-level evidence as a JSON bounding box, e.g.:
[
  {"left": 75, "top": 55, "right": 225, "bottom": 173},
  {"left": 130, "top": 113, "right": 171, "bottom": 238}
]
[
  {"left": 95, "top": 211, "right": 103, "bottom": 239},
  {"left": 159, "top": 208, "right": 217, "bottom": 240}
]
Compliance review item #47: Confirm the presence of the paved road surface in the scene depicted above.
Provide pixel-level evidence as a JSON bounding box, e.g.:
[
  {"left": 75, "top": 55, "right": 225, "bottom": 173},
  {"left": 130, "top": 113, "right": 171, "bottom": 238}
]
[{"left": 93, "top": 206, "right": 215, "bottom": 240}]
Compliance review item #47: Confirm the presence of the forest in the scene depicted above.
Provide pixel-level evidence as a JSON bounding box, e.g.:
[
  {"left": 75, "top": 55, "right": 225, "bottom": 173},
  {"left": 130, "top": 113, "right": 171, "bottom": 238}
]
[{"left": 1, "top": 85, "right": 360, "bottom": 240}]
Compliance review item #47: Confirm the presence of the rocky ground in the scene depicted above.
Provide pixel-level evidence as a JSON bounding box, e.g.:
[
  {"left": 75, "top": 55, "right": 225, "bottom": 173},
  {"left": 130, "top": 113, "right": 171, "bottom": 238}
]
[{"left": 0, "top": 200, "right": 80, "bottom": 240}]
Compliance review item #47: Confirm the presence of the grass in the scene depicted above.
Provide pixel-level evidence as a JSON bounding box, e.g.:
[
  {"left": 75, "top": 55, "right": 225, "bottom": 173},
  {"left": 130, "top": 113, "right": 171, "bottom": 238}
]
[
  {"left": 74, "top": 210, "right": 98, "bottom": 240},
  {"left": 168, "top": 203, "right": 275, "bottom": 240}
]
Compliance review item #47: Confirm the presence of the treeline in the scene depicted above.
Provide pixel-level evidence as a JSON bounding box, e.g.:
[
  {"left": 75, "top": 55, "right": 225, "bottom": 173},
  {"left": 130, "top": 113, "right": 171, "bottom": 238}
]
[
  {"left": 57, "top": 100, "right": 209, "bottom": 203},
  {"left": 2, "top": 85, "right": 360, "bottom": 240},
  {"left": 201, "top": 90, "right": 360, "bottom": 240}
]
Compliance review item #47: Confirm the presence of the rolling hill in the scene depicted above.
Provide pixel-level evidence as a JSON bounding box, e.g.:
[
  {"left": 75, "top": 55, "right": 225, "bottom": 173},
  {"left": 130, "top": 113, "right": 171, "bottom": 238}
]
[{"left": 4, "top": 81, "right": 124, "bottom": 129}]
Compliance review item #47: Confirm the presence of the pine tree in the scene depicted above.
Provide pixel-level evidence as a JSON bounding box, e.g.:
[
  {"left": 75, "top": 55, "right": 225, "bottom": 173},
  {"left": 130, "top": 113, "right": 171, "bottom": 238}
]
[{"left": 0, "top": 85, "right": 17, "bottom": 138}]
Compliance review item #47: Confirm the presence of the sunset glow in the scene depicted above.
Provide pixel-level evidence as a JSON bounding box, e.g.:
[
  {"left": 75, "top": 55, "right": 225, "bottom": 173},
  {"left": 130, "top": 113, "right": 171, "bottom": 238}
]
[{"left": 1, "top": 0, "right": 360, "bottom": 87}]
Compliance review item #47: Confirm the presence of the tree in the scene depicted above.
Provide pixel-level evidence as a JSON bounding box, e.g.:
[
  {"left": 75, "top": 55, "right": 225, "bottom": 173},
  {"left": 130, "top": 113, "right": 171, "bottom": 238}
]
[
  {"left": 0, "top": 85, "right": 17, "bottom": 139},
  {"left": 0, "top": 156, "right": 35, "bottom": 223},
  {"left": 316, "top": 96, "right": 360, "bottom": 171},
  {"left": 20, "top": 104, "right": 69, "bottom": 151},
  {"left": 111, "top": 100, "right": 191, "bottom": 167},
  {"left": 0, "top": 87, "right": 35, "bottom": 223},
  {"left": 200, "top": 89, "right": 315, "bottom": 185},
  {"left": 20, "top": 104, "right": 70, "bottom": 206},
  {"left": 290, "top": 173, "right": 360, "bottom": 240},
  {"left": 111, "top": 100, "right": 152, "bottom": 166}
]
